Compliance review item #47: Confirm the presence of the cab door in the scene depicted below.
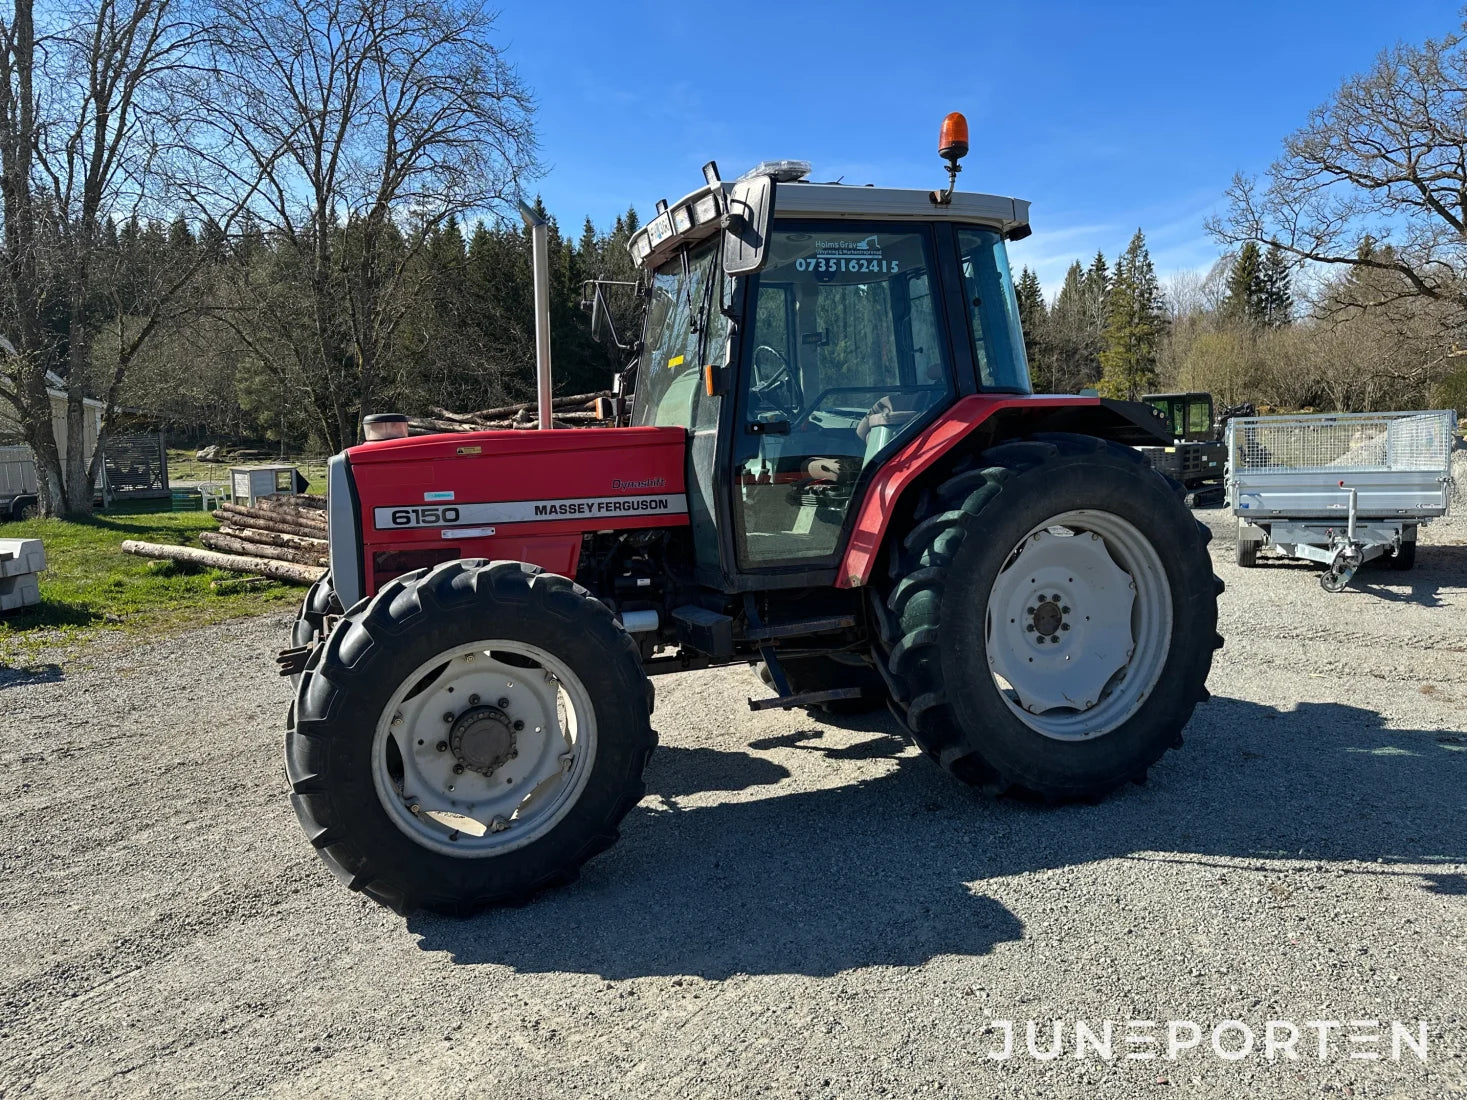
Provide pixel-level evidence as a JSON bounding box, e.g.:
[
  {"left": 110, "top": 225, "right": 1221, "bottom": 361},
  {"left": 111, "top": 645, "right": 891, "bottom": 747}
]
[
  {"left": 630, "top": 238, "right": 728, "bottom": 585},
  {"left": 729, "top": 222, "right": 957, "bottom": 570}
]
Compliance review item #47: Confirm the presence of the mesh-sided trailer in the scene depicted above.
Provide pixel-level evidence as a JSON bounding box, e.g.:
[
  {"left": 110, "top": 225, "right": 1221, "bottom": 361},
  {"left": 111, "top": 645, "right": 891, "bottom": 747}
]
[{"left": 1226, "top": 410, "right": 1458, "bottom": 591}]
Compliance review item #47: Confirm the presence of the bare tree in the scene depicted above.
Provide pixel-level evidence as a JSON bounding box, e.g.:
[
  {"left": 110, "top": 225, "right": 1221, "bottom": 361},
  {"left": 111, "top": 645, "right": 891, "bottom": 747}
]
[
  {"left": 202, "top": 0, "right": 537, "bottom": 452},
  {"left": 0, "top": 0, "right": 217, "bottom": 515},
  {"left": 1209, "top": 18, "right": 1467, "bottom": 332}
]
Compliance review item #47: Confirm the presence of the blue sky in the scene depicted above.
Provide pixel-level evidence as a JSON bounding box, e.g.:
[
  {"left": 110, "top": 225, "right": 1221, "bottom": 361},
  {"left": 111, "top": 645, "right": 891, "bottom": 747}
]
[{"left": 494, "top": 0, "right": 1453, "bottom": 297}]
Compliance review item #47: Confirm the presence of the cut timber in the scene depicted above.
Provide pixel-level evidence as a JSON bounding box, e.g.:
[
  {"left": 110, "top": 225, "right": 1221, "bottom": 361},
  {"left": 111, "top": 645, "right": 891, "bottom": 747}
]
[
  {"left": 213, "top": 503, "right": 326, "bottom": 538},
  {"left": 122, "top": 540, "right": 322, "bottom": 585},
  {"left": 216, "top": 525, "right": 327, "bottom": 553},
  {"left": 254, "top": 493, "right": 326, "bottom": 513},
  {"left": 200, "top": 531, "right": 327, "bottom": 566},
  {"left": 433, "top": 391, "right": 608, "bottom": 422},
  {"left": 406, "top": 414, "right": 607, "bottom": 436}
]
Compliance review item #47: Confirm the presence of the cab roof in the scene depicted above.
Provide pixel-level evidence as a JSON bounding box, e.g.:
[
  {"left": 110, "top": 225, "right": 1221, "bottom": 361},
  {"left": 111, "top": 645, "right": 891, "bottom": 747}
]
[{"left": 627, "top": 177, "right": 1032, "bottom": 271}]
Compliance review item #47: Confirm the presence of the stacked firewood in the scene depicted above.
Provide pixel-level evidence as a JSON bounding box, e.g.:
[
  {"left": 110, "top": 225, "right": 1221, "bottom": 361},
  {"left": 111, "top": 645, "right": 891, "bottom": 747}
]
[
  {"left": 122, "top": 494, "right": 328, "bottom": 585},
  {"left": 406, "top": 391, "right": 612, "bottom": 435}
]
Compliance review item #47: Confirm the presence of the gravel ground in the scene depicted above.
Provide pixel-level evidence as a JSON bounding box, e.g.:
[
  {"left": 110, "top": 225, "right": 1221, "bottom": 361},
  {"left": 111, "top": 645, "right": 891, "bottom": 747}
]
[{"left": 2, "top": 466, "right": 1465, "bottom": 1099}]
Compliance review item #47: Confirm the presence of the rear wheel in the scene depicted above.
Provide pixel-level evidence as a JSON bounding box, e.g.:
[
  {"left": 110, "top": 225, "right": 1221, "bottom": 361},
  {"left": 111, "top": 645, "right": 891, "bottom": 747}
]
[
  {"left": 286, "top": 559, "right": 655, "bottom": 914},
  {"left": 876, "top": 434, "right": 1221, "bottom": 800},
  {"left": 9, "top": 496, "right": 38, "bottom": 522}
]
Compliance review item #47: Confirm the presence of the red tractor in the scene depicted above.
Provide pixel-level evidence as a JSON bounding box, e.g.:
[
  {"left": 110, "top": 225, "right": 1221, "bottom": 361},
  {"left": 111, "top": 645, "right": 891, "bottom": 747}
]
[{"left": 283, "top": 116, "right": 1222, "bottom": 914}]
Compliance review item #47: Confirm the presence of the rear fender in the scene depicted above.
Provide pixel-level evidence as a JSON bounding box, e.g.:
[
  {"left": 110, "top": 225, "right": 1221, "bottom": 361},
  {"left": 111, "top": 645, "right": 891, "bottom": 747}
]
[{"left": 837, "top": 395, "right": 1170, "bottom": 588}]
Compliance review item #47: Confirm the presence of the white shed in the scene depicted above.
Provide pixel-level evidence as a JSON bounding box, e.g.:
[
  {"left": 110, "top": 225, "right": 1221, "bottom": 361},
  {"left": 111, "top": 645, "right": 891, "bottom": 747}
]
[{"left": 0, "top": 372, "right": 106, "bottom": 477}]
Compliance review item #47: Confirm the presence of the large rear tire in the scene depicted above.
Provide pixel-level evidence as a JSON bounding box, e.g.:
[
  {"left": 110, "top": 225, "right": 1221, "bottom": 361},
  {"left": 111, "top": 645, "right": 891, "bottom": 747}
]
[
  {"left": 874, "top": 434, "right": 1221, "bottom": 801},
  {"left": 286, "top": 559, "right": 655, "bottom": 914}
]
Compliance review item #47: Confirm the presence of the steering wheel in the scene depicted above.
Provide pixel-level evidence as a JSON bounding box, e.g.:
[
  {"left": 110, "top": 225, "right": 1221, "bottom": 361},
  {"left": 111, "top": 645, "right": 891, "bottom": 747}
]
[{"left": 751, "top": 344, "right": 802, "bottom": 419}]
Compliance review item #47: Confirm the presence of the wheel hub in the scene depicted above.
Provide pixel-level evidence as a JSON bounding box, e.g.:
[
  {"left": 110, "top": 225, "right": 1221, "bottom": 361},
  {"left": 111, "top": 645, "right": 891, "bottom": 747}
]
[
  {"left": 1030, "top": 597, "right": 1066, "bottom": 639},
  {"left": 448, "top": 706, "right": 517, "bottom": 776}
]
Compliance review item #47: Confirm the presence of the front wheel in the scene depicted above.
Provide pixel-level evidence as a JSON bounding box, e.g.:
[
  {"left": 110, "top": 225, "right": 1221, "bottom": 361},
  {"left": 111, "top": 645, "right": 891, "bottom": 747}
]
[
  {"left": 877, "top": 435, "right": 1222, "bottom": 801},
  {"left": 286, "top": 559, "right": 655, "bottom": 914}
]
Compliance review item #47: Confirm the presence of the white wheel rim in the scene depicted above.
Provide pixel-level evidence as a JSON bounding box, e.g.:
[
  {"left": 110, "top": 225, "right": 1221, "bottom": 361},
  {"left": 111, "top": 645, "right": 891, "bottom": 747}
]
[
  {"left": 371, "top": 640, "right": 597, "bottom": 857},
  {"left": 984, "top": 509, "right": 1172, "bottom": 741}
]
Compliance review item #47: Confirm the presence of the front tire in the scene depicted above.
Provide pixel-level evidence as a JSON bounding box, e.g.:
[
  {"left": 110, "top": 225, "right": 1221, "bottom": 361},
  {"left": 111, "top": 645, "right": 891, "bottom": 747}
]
[
  {"left": 876, "top": 434, "right": 1221, "bottom": 801},
  {"left": 286, "top": 559, "right": 655, "bottom": 914}
]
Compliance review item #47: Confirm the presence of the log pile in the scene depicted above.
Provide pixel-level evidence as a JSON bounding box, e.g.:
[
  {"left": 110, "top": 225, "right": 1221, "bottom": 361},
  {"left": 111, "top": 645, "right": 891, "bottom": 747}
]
[
  {"left": 122, "top": 493, "right": 328, "bottom": 586},
  {"left": 406, "top": 391, "right": 612, "bottom": 435}
]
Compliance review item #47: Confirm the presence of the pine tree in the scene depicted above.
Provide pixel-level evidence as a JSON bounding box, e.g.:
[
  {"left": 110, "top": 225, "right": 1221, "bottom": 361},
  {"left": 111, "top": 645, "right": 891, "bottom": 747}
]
[
  {"left": 1014, "top": 267, "right": 1047, "bottom": 388},
  {"left": 168, "top": 214, "right": 195, "bottom": 254},
  {"left": 1224, "top": 241, "right": 1266, "bottom": 324},
  {"left": 1097, "top": 229, "right": 1166, "bottom": 400},
  {"left": 1259, "top": 243, "right": 1293, "bottom": 327},
  {"left": 1048, "top": 260, "right": 1092, "bottom": 392},
  {"left": 1081, "top": 251, "right": 1110, "bottom": 383}
]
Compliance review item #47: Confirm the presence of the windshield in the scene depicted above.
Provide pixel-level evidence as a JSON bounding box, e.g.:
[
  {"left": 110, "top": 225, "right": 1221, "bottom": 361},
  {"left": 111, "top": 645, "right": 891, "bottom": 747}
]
[{"left": 631, "top": 241, "right": 719, "bottom": 428}]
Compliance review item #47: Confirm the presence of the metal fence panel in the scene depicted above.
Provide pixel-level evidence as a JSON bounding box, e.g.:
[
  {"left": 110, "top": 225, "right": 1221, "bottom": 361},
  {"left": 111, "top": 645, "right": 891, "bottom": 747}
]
[{"left": 1228, "top": 411, "right": 1456, "bottom": 474}]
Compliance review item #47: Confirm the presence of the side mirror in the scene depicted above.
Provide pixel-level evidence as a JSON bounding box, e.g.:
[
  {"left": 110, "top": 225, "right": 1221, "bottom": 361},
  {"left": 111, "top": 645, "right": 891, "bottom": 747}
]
[{"left": 722, "top": 174, "right": 775, "bottom": 277}]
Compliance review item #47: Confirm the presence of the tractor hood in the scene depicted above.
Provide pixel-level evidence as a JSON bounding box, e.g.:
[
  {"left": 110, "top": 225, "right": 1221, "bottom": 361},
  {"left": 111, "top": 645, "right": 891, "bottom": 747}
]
[{"left": 332, "top": 426, "right": 688, "bottom": 606}]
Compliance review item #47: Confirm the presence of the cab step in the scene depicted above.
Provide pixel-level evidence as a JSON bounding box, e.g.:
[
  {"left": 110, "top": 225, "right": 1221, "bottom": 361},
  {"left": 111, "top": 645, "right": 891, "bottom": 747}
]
[
  {"left": 743, "top": 614, "right": 856, "bottom": 642},
  {"left": 748, "top": 687, "right": 863, "bottom": 712}
]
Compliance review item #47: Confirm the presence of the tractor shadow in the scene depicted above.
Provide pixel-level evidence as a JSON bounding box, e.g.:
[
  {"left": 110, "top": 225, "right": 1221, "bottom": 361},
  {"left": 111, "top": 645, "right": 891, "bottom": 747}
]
[{"left": 409, "top": 696, "right": 1467, "bottom": 980}]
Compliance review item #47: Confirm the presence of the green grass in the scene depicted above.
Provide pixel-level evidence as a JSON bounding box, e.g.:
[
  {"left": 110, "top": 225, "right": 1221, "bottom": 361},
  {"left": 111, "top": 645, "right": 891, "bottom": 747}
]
[
  {"left": 1, "top": 509, "right": 302, "bottom": 665},
  {"left": 166, "top": 448, "right": 331, "bottom": 490}
]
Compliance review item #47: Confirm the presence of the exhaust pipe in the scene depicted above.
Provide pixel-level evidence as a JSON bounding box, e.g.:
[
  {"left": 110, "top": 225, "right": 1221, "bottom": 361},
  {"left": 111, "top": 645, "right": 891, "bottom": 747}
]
[{"left": 517, "top": 199, "right": 554, "bottom": 430}]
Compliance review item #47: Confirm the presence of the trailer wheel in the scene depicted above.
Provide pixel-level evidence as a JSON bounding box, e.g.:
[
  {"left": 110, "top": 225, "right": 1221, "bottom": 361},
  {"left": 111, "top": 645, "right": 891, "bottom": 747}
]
[
  {"left": 1235, "top": 537, "right": 1259, "bottom": 568},
  {"left": 878, "top": 434, "right": 1221, "bottom": 801},
  {"left": 286, "top": 559, "right": 655, "bottom": 914}
]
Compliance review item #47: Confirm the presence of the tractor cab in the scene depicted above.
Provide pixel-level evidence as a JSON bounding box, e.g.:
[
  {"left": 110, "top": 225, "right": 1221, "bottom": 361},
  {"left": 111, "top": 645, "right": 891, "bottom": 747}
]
[
  {"left": 617, "top": 156, "right": 1036, "bottom": 589},
  {"left": 1143, "top": 392, "right": 1216, "bottom": 444}
]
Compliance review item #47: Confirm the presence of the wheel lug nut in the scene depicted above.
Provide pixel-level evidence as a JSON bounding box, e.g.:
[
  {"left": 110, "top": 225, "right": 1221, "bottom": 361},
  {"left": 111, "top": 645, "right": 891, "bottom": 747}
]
[
  {"left": 1061, "top": 623, "right": 1070, "bottom": 631},
  {"left": 436, "top": 741, "right": 448, "bottom": 752},
  {"left": 1026, "top": 624, "right": 1036, "bottom": 632},
  {"left": 1061, "top": 606, "right": 1070, "bottom": 614},
  {"left": 513, "top": 720, "right": 524, "bottom": 731},
  {"left": 443, "top": 711, "right": 455, "bottom": 723},
  {"left": 1026, "top": 607, "right": 1035, "bottom": 614},
  {"left": 497, "top": 697, "right": 510, "bottom": 709},
  {"left": 452, "top": 764, "right": 464, "bottom": 775},
  {"left": 469, "top": 694, "right": 480, "bottom": 705}
]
